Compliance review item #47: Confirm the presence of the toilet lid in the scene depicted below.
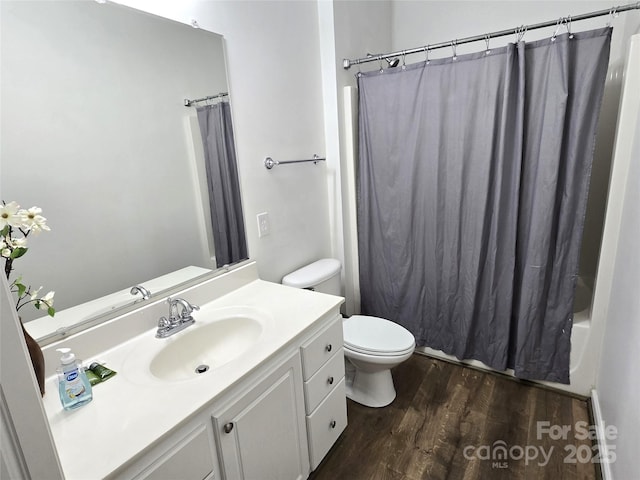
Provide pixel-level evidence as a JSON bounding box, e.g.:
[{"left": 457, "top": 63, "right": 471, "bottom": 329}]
[{"left": 343, "top": 315, "right": 415, "bottom": 355}]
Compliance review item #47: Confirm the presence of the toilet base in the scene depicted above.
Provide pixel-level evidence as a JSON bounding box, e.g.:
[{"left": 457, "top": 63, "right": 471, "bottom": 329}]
[{"left": 345, "top": 366, "right": 397, "bottom": 408}]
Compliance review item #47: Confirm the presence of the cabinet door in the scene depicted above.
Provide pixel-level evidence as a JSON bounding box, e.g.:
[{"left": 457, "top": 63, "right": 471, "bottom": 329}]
[
  {"left": 213, "top": 352, "right": 309, "bottom": 480},
  {"left": 135, "top": 425, "right": 214, "bottom": 480}
]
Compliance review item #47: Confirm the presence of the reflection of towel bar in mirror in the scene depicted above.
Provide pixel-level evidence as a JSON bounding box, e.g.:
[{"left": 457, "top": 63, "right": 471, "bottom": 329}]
[
  {"left": 184, "top": 92, "right": 228, "bottom": 107},
  {"left": 264, "top": 154, "right": 326, "bottom": 170}
]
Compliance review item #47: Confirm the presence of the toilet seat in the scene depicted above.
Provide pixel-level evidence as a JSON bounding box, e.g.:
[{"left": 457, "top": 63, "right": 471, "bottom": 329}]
[{"left": 343, "top": 315, "right": 415, "bottom": 357}]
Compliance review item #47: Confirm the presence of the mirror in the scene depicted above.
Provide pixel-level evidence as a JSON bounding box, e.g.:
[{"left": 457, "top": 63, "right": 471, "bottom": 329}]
[{"left": 1, "top": 1, "right": 248, "bottom": 343}]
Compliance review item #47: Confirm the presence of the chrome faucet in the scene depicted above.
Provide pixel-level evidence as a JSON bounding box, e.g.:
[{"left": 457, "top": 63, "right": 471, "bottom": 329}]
[
  {"left": 130, "top": 285, "right": 151, "bottom": 300},
  {"left": 156, "top": 297, "right": 200, "bottom": 338}
]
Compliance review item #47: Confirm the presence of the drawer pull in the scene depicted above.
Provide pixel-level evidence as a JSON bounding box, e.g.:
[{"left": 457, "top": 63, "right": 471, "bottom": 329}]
[
  {"left": 223, "top": 422, "right": 234, "bottom": 434},
  {"left": 326, "top": 344, "right": 332, "bottom": 352},
  {"left": 330, "top": 420, "right": 337, "bottom": 429},
  {"left": 327, "top": 376, "right": 334, "bottom": 385}
]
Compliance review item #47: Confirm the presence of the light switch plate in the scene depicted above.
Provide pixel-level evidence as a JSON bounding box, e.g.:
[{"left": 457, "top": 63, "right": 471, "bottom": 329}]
[{"left": 257, "top": 212, "right": 270, "bottom": 238}]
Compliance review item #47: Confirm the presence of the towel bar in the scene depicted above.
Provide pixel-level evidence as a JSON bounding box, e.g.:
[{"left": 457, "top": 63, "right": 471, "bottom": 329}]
[{"left": 264, "top": 154, "right": 326, "bottom": 170}]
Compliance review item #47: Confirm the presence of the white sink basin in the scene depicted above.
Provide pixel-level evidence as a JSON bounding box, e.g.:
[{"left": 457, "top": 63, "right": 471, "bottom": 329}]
[
  {"left": 150, "top": 314, "right": 263, "bottom": 381},
  {"left": 121, "top": 305, "right": 268, "bottom": 384}
]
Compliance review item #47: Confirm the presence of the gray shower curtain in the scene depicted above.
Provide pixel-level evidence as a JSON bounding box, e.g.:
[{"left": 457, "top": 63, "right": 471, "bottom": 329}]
[
  {"left": 196, "top": 102, "right": 247, "bottom": 268},
  {"left": 357, "top": 28, "right": 611, "bottom": 383}
]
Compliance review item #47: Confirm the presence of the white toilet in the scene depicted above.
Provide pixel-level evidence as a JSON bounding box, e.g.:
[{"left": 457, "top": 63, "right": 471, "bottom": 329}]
[{"left": 282, "top": 258, "right": 415, "bottom": 408}]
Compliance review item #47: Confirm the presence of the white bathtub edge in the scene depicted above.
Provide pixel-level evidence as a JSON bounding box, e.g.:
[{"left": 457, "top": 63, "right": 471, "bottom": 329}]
[{"left": 591, "top": 388, "right": 612, "bottom": 480}]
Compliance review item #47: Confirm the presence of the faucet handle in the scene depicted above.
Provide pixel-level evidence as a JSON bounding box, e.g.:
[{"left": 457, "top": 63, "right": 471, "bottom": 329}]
[
  {"left": 158, "top": 316, "right": 171, "bottom": 328},
  {"left": 179, "top": 301, "right": 199, "bottom": 320},
  {"left": 155, "top": 316, "right": 173, "bottom": 338},
  {"left": 167, "top": 297, "right": 199, "bottom": 321}
]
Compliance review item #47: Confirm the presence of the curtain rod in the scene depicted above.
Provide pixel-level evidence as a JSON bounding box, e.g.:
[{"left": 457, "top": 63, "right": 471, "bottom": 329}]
[
  {"left": 184, "top": 92, "right": 228, "bottom": 107},
  {"left": 343, "top": 2, "right": 640, "bottom": 69}
]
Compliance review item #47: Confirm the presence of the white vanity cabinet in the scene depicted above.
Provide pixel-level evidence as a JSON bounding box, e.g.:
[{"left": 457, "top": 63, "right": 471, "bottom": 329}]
[
  {"left": 114, "top": 350, "right": 309, "bottom": 480},
  {"left": 106, "top": 312, "right": 346, "bottom": 480},
  {"left": 300, "top": 315, "right": 348, "bottom": 470},
  {"left": 212, "top": 313, "right": 347, "bottom": 479},
  {"left": 212, "top": 351, "right": 309, "bottom": 480},
  {"left": 43, "top": 267, "right": 347, "bottom": 480}
]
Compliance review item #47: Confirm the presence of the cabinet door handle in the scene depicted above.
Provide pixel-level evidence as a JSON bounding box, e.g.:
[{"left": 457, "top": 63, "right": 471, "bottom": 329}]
[
  {"left": 326, "top": 344, "right": 332, "bottom": 352},
  {"left": 223, "top": 422, "right": 234, "bottom": 434},
  {"left": 330, "top": 420, "right": 337, "bottom": 429},
  {"left": 327, "top": 376, "right": 334, "bottom": 385}
]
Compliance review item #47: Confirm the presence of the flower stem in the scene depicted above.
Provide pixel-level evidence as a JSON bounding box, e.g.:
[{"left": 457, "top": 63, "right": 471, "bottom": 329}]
[{"left": 4, "top": 257, "right": 12, "bottom": 280}]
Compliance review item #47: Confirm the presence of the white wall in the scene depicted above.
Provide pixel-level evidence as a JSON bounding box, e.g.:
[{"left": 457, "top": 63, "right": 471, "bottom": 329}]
[
  {"left": 595, "top": 33, "right": 640, "bottom": 480},
  {"left": 114, "top": 0, "right": 333, "bottom": 284}
]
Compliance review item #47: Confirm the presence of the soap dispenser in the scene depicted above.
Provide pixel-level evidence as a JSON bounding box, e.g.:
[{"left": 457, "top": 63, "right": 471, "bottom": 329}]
[{"left": 56, "top": 348, "right": 93, "bottom": 410}]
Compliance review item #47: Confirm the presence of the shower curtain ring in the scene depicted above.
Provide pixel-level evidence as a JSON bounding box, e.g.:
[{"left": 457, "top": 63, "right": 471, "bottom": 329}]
[
  {"left": 551, "top": 17, "right": 563, "bottom": 42},
  {"left": 566, "top": 15, "right": 574, "bottom": 39},
  {"left": 484, "top": 34, "right": 491, "bottom": 55},
  {"left": 516, "top": 25, "right": 527, "bottom": 43},
  {"left": 378, "top": 54, "right": 384, "bottom": 73},
  {"left": 424, "top": 45, "right": 430, "bottom": 65},
  {"left": 401, "top": 51, "right": 407, "bottom": 70},
  {"left": 607, "top": 7, "right": 618, "bottom": 27},
  {"left": 451, "top": 40, "right": 457, "bottom": 60}
]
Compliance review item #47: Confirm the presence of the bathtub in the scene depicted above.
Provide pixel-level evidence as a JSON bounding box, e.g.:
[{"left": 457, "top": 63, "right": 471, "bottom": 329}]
[
  {"left": 416, "top": 275, "right": 595, "bottom": 395},
  {"left": 570, "top": 276, "right": 593, "bottom": 377}
]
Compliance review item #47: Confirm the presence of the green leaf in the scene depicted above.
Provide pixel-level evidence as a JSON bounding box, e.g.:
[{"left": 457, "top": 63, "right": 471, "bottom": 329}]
[
  {"left": 0, "top": 225, "right": 9, "bottom": 237},
  {"left": 16, "top": 282, "right": 27, "bottom": 297},
  {"left": 10, "top": 247, "right": 27, "bottom": 259},
  {"left": 34, "top": 300, "right": 41, "bottom": 309},
  {"left": 48, "top": 307, "right": 55, "bottom": 317}
]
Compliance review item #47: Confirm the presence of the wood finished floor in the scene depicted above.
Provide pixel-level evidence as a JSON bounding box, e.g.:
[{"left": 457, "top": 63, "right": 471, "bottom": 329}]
[{"left": 310, "top": 354, "right": 597, "bottom": 480}]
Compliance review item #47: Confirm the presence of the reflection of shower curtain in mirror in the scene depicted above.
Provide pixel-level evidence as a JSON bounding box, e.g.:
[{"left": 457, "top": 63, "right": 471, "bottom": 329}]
[
  {"left": 196, "top": 103, "right": 247, "bottom": 268},
  {"left": 357, "top": 28, "right": 611, "bottom": 383}
]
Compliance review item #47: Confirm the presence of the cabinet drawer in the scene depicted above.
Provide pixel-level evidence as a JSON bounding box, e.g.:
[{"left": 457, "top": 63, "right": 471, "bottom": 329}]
[
  {"left": 304, "top": 348, "right": 345, "bottom": 414},
  {"left": 301, "top": 315, "right": 343, "bottom": 380},
  {"left": 306, "top": 378, "right": 347, "bottom": 470}
]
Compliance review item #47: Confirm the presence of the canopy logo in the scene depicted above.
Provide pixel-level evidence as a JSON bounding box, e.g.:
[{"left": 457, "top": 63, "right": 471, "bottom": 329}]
[
  {"left": 463, "top": 440, "right": 553, "bottom": 468},
  {"left": 463, "top": 421, "right": 618, "bottom": 469}
]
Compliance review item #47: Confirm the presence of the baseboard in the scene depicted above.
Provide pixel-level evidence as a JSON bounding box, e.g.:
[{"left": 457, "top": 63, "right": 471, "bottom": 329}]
[{"left": 590, "top": 389, "right": 612, "bottom": 480}]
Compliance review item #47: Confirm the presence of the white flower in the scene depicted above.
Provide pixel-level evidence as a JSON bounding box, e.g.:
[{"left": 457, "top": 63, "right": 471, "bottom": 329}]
[
  {"left": 0, "top": 201, "right": 23, "bottom": 229},
  {"left": 20, "top": 206, "right": 50, "bottom": 233},
  {"left": 8, "top": 237, "right": 27, "bottom": 248},
  {"left": 41, "top": 291, "right": 55, "bottom": 306},
  {"left": 1, "top": 238, "right": 10, "bottom": 257},
  {"left": 31, "top": 286, "right": 43, "bottom": 300}
]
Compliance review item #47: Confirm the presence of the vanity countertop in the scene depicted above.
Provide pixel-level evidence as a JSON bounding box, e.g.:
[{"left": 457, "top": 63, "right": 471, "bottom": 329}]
[{"left": 41, "top": 274, "right": 343, "bottom": 480}]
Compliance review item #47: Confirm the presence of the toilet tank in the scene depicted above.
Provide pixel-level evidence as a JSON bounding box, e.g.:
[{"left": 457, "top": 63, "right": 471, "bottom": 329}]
[{"left": 282, "top": 258, "right": 341, "bottom": 296}]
